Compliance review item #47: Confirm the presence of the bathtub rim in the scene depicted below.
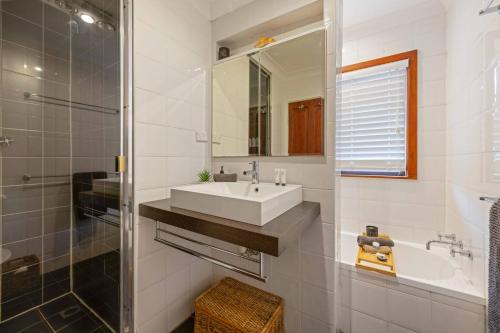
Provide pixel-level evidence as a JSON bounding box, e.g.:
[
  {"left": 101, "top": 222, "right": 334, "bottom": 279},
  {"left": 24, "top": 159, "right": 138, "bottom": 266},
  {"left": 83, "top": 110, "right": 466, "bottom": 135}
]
[{"left": 339, "top": 233, "right": 486, "bottom": 306}]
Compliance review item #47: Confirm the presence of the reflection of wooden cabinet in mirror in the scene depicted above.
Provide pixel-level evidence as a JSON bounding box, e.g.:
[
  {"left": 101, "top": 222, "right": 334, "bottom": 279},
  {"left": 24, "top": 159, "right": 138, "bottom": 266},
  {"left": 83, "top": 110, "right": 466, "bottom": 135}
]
[{"left": 288, "top": 97, "right": 324, "bottom": 155}]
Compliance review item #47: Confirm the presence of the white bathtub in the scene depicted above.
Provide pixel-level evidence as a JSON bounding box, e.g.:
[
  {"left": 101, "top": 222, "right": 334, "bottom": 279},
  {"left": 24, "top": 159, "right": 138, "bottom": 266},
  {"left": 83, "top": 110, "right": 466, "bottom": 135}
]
[{"left": 340, "top": 232, "right": 484, "bottom": 305}]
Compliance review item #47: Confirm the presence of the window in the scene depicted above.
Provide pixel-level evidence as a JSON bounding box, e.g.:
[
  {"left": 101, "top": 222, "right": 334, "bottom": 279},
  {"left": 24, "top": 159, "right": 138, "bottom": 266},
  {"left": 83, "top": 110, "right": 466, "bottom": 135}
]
[{"left": 336, "top": 50, "right": 418, "bottom": 179}]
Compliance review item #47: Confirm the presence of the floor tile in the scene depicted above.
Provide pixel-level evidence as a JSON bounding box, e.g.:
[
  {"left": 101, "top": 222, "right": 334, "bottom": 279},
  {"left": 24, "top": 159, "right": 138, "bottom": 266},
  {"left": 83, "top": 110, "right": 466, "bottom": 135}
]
[{"left": 0, "top": 309, "right": 44, "bottom": 332}]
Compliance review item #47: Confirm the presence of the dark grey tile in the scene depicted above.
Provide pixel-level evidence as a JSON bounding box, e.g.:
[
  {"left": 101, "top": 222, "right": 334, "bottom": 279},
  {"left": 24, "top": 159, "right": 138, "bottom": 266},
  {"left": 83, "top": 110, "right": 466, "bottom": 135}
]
[
  {"left": 57, "top": 314, "right": 100, "bottom": 333},
  {"left": 1, "top": 11, "right": 42, "bottom": 51},
  {"left": 0, "top": 308, "right": 43, "bottom": 332},
  {"left": 102, "top": 64, "right": 119, "bottom": 100},
  {"left": 43, "top": 104, "right": 70, "bottom": 133},
  {"left": 43, "top": 230, "right": 70, "bottom": 261},
  {"left": 2, "top": 0, "right": 43, "bottom": 26},
  {"left": 1, "top": 129, "right": 43, "bottom": 158},
  {"left": 43, "top": 158, "right": 70, "bottom": 184},
  {"left": 44, "top": 3, "right": 70, "bottom": 36},
  {"left": 44, "top": 29, "right": 69, "bottom": 60},
  {"left": 2, "top": 40, "right": 43, "bottom": 77},
  {"left": 43, "top": 207, "right": 71, "bottom": 235},
  {"left": 43, "top": 80, "right": 70, "bottom": 103},
  {"left": 20, "top": 320, "right": 52, "bottom": 333},
  {"left": 94, "top": 325, "right": 114, "bottom": 333},
  {"left": 43, "top": 132, "right": 70, "bottom": 158},
  {"left": 43, "top": 278, "right": 70, "bottom": 304},
  {"left": 1, "top": 239, "right": 43, "bottom": 270},
  {"left": 2, "top": 69, "right": 43, "bottom": 102},
  {"left": 0, "top": 288, "right": 43, "bottom": 322},
  {"left": 43, "top": 184, "right": 71, "bottom": 208},
  {"left": 2, "top": 185, "right": 43, "bottom": 215},
  {"left": 40, "top": 294, "right": 87, "bottom": 331},
  {"left": 44, "top": 54, "right": 70, "bottom": 84},
  {"left": 2, "top": 210, "right": 43, "bottom": 244},
  {"left": 103, "top": 34, "right": 119, "bottom": 68},
  {"left": 2, "top": 158, "right": 43, "bottom": 186},
  {"left": 1, "top": 99, "right": 43, "bottom": 131}
]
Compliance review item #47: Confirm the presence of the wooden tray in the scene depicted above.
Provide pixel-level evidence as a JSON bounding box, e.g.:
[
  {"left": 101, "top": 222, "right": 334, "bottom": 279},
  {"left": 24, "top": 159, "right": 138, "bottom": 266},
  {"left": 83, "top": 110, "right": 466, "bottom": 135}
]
[{"left": 355, "top": 233, "right": 396, "bottom": 277}]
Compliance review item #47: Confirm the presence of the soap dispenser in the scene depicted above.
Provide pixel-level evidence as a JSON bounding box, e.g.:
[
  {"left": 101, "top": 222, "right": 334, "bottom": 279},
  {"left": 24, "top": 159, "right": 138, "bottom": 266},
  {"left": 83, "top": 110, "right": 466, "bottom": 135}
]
[{"left": 220, "top": 166, "right": 224, "bottom": 174}]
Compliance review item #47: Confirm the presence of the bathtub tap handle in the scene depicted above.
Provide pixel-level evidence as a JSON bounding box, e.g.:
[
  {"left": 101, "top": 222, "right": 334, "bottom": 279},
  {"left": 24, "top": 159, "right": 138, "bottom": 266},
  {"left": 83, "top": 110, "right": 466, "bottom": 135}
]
[
  {"left": 438, "top": 232, "right": 456, "bottom": 241},
  {"left": 450, "top": 247, "right": 473, "bottom": 260}
]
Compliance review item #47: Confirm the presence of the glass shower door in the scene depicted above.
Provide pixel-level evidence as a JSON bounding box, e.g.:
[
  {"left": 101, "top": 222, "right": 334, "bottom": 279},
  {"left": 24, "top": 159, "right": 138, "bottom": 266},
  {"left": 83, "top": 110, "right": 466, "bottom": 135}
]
[{"left": 0, "top": 1, "right": 127, "bottom": 332}]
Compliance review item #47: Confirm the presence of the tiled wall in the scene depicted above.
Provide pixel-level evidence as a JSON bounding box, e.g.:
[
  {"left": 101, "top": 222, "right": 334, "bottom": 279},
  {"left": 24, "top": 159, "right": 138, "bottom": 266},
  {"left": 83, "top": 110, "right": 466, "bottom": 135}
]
[
  {"left": 210, "top": 1, "right": 338, "bottom": 332},
  {"left": 133, "top": 0, "right": 213, "bottom": 331},
  {"left": 0, "top": 0, "right": 122, "bottom": 327},
  {"left": 0, "top": 1, "right": 73, "bottom": 320},
  {"left": 69, "top": 1, "right": 122, "bottom": 330},
  {"left": 445, "top": 0, "right": 500, "bottom": 296},
  {"left": 338, "top": 268, "right": 485, "bottom": 333},
  {"left": 339, "top": 0, "right": 448, "bottom": 245}
]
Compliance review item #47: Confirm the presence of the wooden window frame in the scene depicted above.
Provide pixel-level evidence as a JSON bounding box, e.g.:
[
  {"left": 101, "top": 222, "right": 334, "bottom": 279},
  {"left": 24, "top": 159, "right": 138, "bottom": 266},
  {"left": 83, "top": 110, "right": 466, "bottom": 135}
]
[{"left": 340, "top": 50, "right": 418, "bottom": 180}]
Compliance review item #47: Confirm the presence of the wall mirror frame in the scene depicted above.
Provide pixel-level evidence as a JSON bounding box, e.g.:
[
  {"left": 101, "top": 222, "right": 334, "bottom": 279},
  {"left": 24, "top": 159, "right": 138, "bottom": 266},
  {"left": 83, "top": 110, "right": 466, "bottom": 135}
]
[{"left": 212, "top": 28, "right": 327, "bottom": 158}]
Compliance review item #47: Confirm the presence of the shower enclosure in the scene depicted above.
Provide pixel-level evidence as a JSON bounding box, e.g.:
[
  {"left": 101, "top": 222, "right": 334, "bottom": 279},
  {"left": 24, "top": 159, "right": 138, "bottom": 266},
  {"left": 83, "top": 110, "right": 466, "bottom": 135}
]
[{"left": 0, "top": 0, "right": 131, "bottom": 332}]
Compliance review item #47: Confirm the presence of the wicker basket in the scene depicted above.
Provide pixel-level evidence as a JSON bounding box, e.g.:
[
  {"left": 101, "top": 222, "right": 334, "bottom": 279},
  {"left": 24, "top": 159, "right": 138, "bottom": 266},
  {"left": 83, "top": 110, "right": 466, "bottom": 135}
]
[{"left": 194, "top": 277, "right": 284, "bottom": 333}]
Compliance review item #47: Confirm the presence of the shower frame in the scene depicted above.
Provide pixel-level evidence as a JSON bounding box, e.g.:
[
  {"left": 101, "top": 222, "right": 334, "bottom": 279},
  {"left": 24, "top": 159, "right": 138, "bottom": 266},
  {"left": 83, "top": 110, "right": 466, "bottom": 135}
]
[{"left": 119, "top": 0, "right": 134, "bottom": 332}]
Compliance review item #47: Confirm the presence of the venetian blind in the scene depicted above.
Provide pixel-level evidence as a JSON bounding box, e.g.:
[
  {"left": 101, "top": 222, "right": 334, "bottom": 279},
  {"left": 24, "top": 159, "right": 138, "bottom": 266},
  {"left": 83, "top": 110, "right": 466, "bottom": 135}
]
[{"left": 336, "top": 59, "right": 409, "bottom": 176}]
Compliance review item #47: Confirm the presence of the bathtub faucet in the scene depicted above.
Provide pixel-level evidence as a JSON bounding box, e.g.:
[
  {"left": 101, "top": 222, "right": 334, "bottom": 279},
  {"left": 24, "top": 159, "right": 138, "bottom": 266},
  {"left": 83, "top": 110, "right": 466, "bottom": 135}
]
[{"left": 425, "top": 233, "right": 463, "bottom": 250}]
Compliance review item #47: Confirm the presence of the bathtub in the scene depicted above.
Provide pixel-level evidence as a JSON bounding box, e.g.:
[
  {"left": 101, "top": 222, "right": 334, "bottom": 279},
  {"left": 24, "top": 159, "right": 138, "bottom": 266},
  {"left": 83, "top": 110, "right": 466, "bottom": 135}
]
[
  {"left": 340, "top": 232, "right": 484, "bottom": 304},
  {"left": 339, "top": 232, "right": 486, "bottom": 333}
]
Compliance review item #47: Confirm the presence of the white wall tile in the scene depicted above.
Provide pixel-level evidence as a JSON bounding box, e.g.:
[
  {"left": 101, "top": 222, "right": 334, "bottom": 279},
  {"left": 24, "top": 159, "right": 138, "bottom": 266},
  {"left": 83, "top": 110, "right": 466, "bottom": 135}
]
[
  {"left": 387, "top": 289, "right": 431, "bottom": 333},
  {"left": 351, "top": 310, "right": 388, "bottom": 333},
  {"left": 134, "top": 0, "right": 212, "bottom": 330},
  {"left": 430, "top": 301, "right": 485, "bottom": 333},
  {"left": 137, "top": 280, "right": 166, "bottom": 326},
  {"left": 300, "top": 283, "right": 335, "bottom": 324},
  {"left": 350, "top": 278, "right": 387, "bottom": 321}
]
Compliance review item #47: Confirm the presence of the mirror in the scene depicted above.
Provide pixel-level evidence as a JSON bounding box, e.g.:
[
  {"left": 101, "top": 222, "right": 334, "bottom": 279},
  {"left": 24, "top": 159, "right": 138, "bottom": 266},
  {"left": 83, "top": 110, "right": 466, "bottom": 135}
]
[{"left": 212, "top": 29, "right": 326, "bottom": 157}]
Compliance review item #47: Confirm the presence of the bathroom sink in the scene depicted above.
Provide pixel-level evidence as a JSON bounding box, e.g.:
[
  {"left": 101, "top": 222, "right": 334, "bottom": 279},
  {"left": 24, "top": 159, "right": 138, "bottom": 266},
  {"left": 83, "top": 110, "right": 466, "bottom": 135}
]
[{"left": 170, "top": 182, "right": 302, "bottom": 226}]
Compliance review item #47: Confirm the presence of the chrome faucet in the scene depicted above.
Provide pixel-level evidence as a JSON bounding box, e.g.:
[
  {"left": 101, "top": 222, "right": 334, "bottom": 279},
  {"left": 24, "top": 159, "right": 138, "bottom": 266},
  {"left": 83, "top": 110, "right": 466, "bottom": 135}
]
[
  {"left": 426, "top": 233, "right": 462, "bottom": 250},
  {"left": 426, "top": 232, "right": 473, "bottom": 260},
  {"left": 243, "top": 161, "right": 259, "bottom": 184}
]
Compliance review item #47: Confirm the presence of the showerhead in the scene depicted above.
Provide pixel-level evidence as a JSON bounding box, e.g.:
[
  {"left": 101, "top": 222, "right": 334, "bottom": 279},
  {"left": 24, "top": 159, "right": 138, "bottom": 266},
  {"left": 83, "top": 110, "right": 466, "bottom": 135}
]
[{"left": 42, "top": 0, "right": 117, "bottom": 32}]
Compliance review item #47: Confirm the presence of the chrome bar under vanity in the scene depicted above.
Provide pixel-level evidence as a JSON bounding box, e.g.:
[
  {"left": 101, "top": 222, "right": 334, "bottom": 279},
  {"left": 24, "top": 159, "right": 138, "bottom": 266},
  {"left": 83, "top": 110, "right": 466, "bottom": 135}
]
[
  {"left": 155, "top": 222, "right": 268, "bottom": 282},
  {"left": 140, "top": 199, "right": 320, "bottom": 282}
]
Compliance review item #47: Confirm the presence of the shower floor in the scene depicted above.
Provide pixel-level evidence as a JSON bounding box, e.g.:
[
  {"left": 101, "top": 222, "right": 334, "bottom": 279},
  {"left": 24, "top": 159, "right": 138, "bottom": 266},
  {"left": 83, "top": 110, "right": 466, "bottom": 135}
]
[{"left": 0, "top": 294, "right": 112, "bottom": 332}]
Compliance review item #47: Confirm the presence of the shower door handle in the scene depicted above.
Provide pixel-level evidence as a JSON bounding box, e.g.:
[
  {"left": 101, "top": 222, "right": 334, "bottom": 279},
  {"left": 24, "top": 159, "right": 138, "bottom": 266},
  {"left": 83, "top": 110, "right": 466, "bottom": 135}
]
[
  {"left": 0, "top": 136, "right": 14, "bottom": 147},
  {"left": 115, "top": 155, "right": 127, "bottom": 173}
]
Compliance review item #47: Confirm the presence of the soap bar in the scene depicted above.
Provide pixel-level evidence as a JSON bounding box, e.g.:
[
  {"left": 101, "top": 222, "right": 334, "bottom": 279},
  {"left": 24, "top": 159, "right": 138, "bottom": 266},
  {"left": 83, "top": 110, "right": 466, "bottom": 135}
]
[{"left": 213, "top": 173, "right": 237, "bottom": 182}]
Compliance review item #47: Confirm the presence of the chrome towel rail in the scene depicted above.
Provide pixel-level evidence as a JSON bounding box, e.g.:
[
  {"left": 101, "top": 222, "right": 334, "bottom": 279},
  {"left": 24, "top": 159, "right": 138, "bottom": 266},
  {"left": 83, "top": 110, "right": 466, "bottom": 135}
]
[
  {"left": 154, "top": 222, "right": 268, "bottom": 282},
  {"left": 23, "top": 174, "right": 70, "bottom": 181},
  {"left": 24, "top": 92, "right": 119, "bottom": 115},
  {"left": 83, "top": 207, "right": 120, "bottom": 228},
  {"left": 480, "top": 196, "right": 500, "bottom": 203}
]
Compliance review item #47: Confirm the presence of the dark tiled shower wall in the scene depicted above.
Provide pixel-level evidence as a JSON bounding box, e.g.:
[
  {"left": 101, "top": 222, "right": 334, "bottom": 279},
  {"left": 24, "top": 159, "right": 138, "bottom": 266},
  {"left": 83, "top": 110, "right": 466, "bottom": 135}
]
[
  {"left": 0, "top": 1, "right": 72, "bottom": 321},
  {"left": 0, "top": 0, "right": 121, "bottom": 328},
  {"left": 69, "top": 0, "right": 121, "bottom": 331}
]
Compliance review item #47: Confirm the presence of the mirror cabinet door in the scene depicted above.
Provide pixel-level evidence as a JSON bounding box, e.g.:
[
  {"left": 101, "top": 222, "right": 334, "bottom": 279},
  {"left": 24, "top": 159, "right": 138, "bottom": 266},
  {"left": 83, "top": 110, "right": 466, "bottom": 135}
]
[{"left": 212, "top": 29, "right": 326, "bottom": 157}]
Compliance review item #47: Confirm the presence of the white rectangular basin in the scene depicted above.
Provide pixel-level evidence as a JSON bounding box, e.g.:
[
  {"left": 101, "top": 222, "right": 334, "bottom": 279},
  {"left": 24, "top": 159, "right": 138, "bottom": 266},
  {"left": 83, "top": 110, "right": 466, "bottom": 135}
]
[{"left": 170, "top": 182, "right": 302, "bottom": 226}]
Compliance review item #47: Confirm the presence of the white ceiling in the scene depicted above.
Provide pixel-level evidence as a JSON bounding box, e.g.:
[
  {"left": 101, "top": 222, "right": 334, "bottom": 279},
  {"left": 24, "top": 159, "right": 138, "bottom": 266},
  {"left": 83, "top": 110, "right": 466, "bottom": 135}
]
[{"left": 343, "top": 0, "right": 445, "bottom": 28}]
